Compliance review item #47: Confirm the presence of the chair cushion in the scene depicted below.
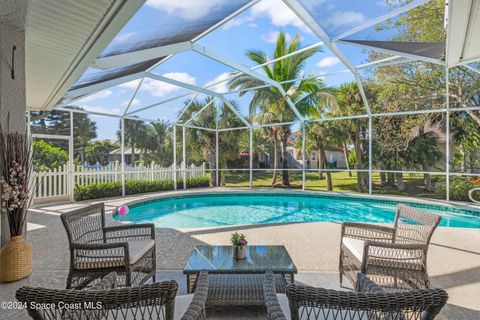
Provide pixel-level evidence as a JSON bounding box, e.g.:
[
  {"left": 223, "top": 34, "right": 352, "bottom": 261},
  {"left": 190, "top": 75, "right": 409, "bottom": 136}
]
[
  {"left": 175, "top": 294, "right": 194, "bottom": 320},
  {"left": 277, "top": 293, "right": 292, "bottom": 320},
  {"left": 342, "top": 237, "right": 420, "bottom": 263},
  {"left": 74, "top": 239, "right": 154, "bottom": 270},
  {"left": 342, "top": 237, "right": 365, "bottom": 261}
]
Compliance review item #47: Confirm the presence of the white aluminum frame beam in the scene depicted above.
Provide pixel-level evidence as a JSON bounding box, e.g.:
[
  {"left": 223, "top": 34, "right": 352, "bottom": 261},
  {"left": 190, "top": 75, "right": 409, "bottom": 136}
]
[
  {"left": 185, "top": 98, "right": 217, "bottom": 125},
  {"left": 191, "top": 43, "right": 305, "bottom": 121},
  {"left": 282, "top": 0, "right": 372, "bottom": 115},
  {"left": 94, "top": 41, "right": 193, "bottom": 69}
]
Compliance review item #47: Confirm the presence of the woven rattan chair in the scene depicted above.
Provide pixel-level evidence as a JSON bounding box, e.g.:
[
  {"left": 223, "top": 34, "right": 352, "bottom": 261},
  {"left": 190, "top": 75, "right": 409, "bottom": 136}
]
[
  {"left": 61, "top": 203, "right": 156, "bottom": 289},
  {"left": 16, "top": 271, "right": 209, "bottom": 320},
  {"left": 339, "top": 204, "right": 441, "bottom": 291},
  {"left": 263, "top": 271, "right": 448, "bottom": 320}
]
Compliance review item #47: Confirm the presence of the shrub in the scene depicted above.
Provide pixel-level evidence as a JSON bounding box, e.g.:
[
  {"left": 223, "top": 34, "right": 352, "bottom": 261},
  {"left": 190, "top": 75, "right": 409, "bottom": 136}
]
[
  {"left": 74, "top": 176, "right": 210, "bottom": 201},
  {"left": 436, "top": 176, "right": 478, "bottom": 201}
]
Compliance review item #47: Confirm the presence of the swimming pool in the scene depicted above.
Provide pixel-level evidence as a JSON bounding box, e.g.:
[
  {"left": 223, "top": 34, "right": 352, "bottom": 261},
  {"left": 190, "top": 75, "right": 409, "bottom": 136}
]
[{"left": 114, "top": 193, "right": 480, "bottom": 229}]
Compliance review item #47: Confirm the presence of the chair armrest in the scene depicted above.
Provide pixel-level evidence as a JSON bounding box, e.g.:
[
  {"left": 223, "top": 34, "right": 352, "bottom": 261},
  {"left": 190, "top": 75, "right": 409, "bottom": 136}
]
[
  {"left": 341, "top": 222, "right": 394, "bottom": 242},
  {"left": 264, "top": 271, "right": 288, "bottom": 320},
  {"left": 71, "top": 242, "right": 130, "bottom": 265},
  {"left": 103, "top": 223, "right": 155, "bottom": 242},
  {"left": 363, "top": 241, "right": 428, "bottom": 267},
  {"left": 180, "top": 271, "right": 209, "bottom": 320}
]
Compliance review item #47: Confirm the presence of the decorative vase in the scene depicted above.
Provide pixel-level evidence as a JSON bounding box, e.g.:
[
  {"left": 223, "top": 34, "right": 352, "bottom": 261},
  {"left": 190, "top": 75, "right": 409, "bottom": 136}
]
[
  {"left": 235, "top": 245, "right": 247, "bottom": 260},
  {"left": 0, "top": 235, "right": 32, "bottom": 282}
]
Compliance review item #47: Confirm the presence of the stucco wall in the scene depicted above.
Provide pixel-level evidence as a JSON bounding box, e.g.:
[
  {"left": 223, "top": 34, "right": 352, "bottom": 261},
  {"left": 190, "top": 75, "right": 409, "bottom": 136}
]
[{"left": 0, "top": 23, "right": 26, "bottom": 133}]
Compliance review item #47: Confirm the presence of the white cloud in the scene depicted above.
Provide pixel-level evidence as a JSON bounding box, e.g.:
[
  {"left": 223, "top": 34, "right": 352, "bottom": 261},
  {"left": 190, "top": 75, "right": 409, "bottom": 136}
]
[
  {"left": 78, "top": 90, "right": 113, "bottom": 103},
  {"left": 250, "top": 0, "right": 309, "bottom": 31},
  {"left": 324, "top": 11, "right": 366, "bottom": 29},
  {"left": 113, "top": 32, "right": 136, "bottom": 42},
  {"left": 205, "top": 72, "right": 231, "bottom": 93},
  {"left": 146, "top": 0, "right": 229, "bottom": 20},
  {"left": 261, "top": 31, "right": 292, "bottom": 44},
  {"left": 122, "top": 98, "right": 141, "bottom": 108},
  {"left": 119, "top": 73, "right": 196, "bottom": 97},
  {"left": 80, "top": 105, "right": 121, "bottom": 115},
  {"left": 316, "top": 56, "right": 341, "bottom": 68},
  {"left": 248, "top": 22, "right": 258, "bottom": 28},
  {"left": 142, "top": 73, "right": 196, "bottom": 97}
]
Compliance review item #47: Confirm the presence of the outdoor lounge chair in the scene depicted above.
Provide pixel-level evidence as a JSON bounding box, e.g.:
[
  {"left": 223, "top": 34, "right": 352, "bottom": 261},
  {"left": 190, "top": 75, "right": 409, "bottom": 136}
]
[
  {"left": 16, "top": 271, "right": 209, "bottom": 320},
  {"left": 263, "top": 271, "right": 448, "bottom": 320},
  {"left": 61, "top": 203, "right": 156, "bottom": 289},
  {"left": 339, "top": 204, "right": 441, "bottom": 291}
]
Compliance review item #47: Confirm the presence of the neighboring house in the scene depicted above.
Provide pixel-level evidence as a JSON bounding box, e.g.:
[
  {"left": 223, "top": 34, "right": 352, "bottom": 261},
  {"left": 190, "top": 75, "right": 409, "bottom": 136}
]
[
  {"left": 108, "top": 148, "right": 144, "bottom": 165},
  {"left": 287, "top": 144, "right": 348, "bottom": 169}
]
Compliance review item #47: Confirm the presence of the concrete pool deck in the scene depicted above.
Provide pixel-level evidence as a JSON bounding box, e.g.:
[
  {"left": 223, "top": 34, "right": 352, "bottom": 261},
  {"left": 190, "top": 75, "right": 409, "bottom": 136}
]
[{"left": 1, "top": 188, "right": 479, "bottom": 319}]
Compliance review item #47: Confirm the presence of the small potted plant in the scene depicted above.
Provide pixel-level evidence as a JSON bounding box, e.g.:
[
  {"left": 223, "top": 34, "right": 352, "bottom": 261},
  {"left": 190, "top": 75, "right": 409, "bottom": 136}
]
[{"left": 231, "top": 232, "right": 248, "bottom": 260}]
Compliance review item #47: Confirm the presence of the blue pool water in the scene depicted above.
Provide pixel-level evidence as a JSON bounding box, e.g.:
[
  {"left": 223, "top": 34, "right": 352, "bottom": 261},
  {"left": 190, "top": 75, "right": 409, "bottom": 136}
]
[{"left": 115, "top": 193, "right": 480, "bottom": 229}]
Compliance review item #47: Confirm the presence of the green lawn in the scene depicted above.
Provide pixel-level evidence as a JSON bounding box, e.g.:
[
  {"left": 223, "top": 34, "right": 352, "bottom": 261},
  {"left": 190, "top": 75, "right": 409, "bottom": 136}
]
[{"left": 220, "top": 171, "right": 445, "bottom": 199}]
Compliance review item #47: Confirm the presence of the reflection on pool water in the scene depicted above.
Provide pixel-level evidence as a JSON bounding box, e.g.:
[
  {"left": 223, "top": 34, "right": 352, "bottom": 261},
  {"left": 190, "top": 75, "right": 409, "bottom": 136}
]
[{"left": 115, "top": 193, "right": 480, "bottom": 229}]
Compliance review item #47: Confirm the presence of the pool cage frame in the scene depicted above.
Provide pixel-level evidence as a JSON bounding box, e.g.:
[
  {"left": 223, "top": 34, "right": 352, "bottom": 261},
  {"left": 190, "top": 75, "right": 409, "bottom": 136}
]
[{"left": 34, "top": 0, "right": 480, "bottom": 202}]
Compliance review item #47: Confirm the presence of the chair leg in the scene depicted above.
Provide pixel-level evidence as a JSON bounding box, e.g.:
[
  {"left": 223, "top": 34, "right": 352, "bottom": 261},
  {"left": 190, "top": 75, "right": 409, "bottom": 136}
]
[
  {"left": 152, "top": 246, "right": 157, "bottom": 283},
  {"left": 339, "top": 249, "right": 344, "bottom": 286}
]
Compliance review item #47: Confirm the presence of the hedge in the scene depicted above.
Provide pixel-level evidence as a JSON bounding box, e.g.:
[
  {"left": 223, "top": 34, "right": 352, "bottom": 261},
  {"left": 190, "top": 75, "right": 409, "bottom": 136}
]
[
  {"left": 74, "top": 176, "right": 210, "bottom": 201},
  {"left": 436, "top": 175, "right": 478, "bottom": 202}
]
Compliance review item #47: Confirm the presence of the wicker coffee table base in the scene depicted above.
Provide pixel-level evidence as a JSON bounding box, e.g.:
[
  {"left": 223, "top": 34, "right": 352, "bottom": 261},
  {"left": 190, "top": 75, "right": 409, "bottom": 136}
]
[{"left": 187, "top": 273, "right": 292, "bottom": 307}]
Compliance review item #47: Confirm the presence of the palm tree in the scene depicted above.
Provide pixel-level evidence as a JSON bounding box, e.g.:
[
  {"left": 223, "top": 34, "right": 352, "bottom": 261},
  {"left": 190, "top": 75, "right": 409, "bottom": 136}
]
[
  {"left": 334, "top": 82, "right": 369, "bottom": 192},
  {"left": 118, "top": 118, "right": 145, "bottom": 165},
  {"left": 228, "top": 32, "right": 335, "bottom": 186},
  {"left": 179, "top": 97, "right": 243, "bottom": 186}
]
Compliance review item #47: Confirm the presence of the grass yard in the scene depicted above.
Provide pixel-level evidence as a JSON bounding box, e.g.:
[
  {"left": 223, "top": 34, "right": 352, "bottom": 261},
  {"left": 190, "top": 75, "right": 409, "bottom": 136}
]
[{"left": 220, "top": 170, "right": 446, "bottom": 200}]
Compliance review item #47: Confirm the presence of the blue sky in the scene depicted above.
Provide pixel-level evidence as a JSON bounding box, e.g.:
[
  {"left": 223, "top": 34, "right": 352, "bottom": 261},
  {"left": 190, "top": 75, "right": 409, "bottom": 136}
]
[{"left": 72, "top": 0, "right": 409, "bottom": 140}]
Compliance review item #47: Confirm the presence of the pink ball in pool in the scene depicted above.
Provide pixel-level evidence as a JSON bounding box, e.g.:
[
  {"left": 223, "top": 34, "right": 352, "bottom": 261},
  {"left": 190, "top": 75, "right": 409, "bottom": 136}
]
[{"left": 118, "top": 205, "right": 129, "bottom": 216}]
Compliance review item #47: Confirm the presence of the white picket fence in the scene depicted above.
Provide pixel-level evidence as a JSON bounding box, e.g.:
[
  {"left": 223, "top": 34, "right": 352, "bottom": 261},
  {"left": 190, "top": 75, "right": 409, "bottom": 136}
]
[{"left": 33, "top": 162, "right": 206, "bottom": 199}]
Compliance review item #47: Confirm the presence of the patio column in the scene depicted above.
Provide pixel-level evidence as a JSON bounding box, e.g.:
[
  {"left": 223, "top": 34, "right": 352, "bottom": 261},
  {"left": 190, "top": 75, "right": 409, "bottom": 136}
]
[
  {"left": 445, "top": 66, "right": 450, "bottom": 201},
  {"left": 0, "top": 22, "right": 27, "bottom": 246},
  {"left": 173, "top": 125, "right": 177, "bottom": 191},
  {"left": 69, "top": 111, "right": 74, "bottom": 201},
  {"left": 249, "top": 127, "right": 253, "bottom": 189}
]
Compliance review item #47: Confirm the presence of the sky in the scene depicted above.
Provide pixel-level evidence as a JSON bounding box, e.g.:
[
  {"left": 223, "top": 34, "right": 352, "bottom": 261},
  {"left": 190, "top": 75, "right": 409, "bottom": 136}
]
[{"left": 70, "top": 0, "right": 412, "bottom": 140}]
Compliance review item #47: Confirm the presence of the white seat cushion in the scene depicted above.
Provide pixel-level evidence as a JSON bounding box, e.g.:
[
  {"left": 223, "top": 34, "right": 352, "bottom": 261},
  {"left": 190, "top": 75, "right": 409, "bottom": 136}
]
[
  {"left": 342, "top": 237, "right": 365, "bottom": 261},
  {"left": 342, "top": 237, "right": 419, "bottom": 263},
  {"left": 75, "top": 239, "right": 154, "bottom": 269},
  {"left": 175, "top": 294, "right": 194, "bottom": 320},
  {"left": 277, "top": 293, "right": 291, "bottom": 320}
]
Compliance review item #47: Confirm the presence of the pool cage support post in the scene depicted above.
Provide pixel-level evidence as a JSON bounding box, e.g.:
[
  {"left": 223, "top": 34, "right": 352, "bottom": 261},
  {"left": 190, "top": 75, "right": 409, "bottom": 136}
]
[
  {"left": 445, "top": 65, "right": 450, "bottom": 201},
  {"left": 216, "top": 129, "right": 219, "bottom": 187},
  {"left": 173, "top": 125, "right": 177, "bottom": 191},
  {"left": 249, "top": 127, "right": 253, "bottom": 189},
  {"left": 121, "top": 117, "right": 126, "bottom": 197},
  {"left": 301, "top": 121, "right": 306, "bottom": 191},
  {"left": 69, "top": 111, "right": 74, "bottom": 201},
  {"left": 182, "top": 125, "right": 186, "bottom": 190},
  {"left": 368, "top": 116, "right": 372, "bottom": 195}
]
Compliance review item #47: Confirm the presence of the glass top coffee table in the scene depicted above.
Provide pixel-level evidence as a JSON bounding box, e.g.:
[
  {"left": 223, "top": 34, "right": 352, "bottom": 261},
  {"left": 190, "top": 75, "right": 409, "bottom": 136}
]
[{"left": 184, "top": 245, "right": 297, "bottom": 306}]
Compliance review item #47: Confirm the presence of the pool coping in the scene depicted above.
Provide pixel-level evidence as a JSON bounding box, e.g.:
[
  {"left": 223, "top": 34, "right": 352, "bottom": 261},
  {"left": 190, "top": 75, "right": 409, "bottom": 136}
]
[{"left": 113, "top": 187, "right": 480, "bottom": 220}]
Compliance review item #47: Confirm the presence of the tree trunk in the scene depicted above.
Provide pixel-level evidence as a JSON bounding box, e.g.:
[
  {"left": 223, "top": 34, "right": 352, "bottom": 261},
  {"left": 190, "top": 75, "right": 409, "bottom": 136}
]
[
  {"left": 318, "top": 149, "right": 324, "bottom": 179},
  {"left": 131, "top": 141, "right": 135, "bottom": 166},
  {"left": 343, "top": 143, "right": 352, "bottom": 177},
  {"left": 386, "top": 173, "right": 394, "bottom": 186},
  {"left": 271, "top": 140, "right": 278, "bottom": 185},
  {"left": 320, "top": 146, "right": 332, "bottom": 191},
  {"left": 395, "top": 173, "right": 405, "bottom": 191},
  {"left": 281, "top": 135, "right": 290, "bottom": 186},
  {"left": 422, "top": 164, "right": 433, "bottom": 192},
  {"left": 353, "top": 135, "right": 364, "bottom": 192},
  {"left": 380, "top": 172, "right": 387, "bottom": 186}
]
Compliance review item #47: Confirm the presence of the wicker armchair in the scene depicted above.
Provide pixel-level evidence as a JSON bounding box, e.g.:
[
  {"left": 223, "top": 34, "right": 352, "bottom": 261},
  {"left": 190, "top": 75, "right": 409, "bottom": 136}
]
[
  {"left": 263, "top": 271, "right": 448, "bottom": 320},
  {"left": 339, "top": 204, "right": 441, "bottom": 291},
  {"left": 16, "top": 271, "right": 209, "bottom": 320},
  {"left": 61, "top": 203, "right": 156, "bottom": 289}
]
